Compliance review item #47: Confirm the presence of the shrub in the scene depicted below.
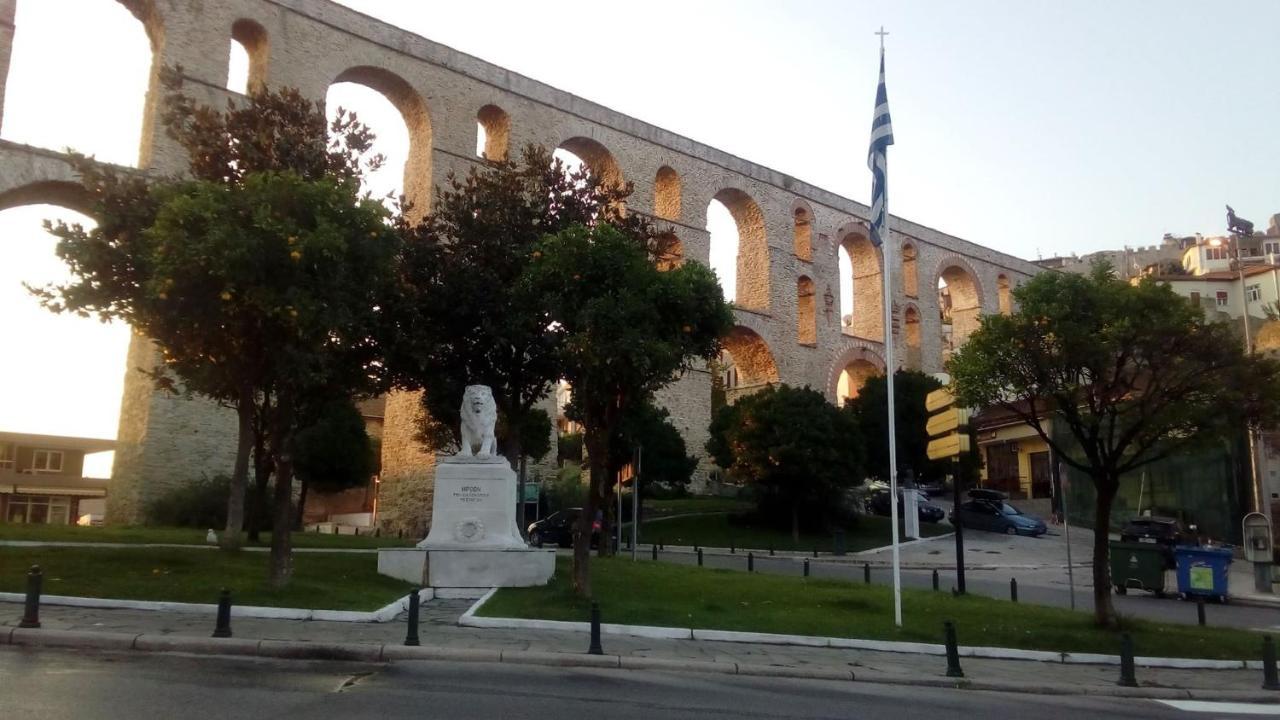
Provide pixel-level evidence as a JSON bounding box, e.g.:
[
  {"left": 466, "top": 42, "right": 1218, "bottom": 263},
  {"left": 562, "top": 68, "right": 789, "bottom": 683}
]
[{"left": 146, "top": 474, "right": 274, "bottom": 529}]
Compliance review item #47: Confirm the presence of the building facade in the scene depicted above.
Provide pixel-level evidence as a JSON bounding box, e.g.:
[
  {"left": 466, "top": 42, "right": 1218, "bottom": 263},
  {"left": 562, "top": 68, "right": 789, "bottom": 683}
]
[{"left": 0, "top": 431, "right": 112, "bottom": 525}]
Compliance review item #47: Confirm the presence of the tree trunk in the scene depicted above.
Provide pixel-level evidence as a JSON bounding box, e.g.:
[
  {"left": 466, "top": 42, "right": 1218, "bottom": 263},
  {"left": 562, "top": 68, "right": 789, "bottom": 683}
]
[
  {"left": 220, "top": 388, "right": 254, "bottom": 551},
  {"left": 294, "top": 479, "right": 308, "bottom": 531},
  {"left": 573, "top": 429, "right": 609, "bottom": 598},
  {"left": 268, "top": 391, "right": 296, "bottom": 588},
  {"left": 597, "top": 477, "right": 613, "bottom": 558},
  {"left": 246, "top": 452, "right": 270, "bottom": 543},
  {"left": 1091, "top": 475, "right": 1119, "bottom": 627}
]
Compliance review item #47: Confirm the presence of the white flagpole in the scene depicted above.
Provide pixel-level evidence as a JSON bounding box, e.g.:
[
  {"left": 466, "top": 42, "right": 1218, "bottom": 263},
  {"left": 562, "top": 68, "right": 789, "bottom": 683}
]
[{"left": 883, "top": 208, "right": 901, "bottom": 629}]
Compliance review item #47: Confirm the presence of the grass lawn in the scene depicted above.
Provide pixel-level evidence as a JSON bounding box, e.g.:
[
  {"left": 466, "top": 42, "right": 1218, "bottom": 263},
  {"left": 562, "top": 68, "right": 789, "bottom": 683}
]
[
  {"left": 641, "top": 497, "right": 755, "bottom": 518},
  {"left": 0, "top": 546, "right": 413, "bottom": 610},
  {"left": 640, "top": 513, "right": 949, "bottom": 553},
  {"left": 0, "top": 523, "right": 415, "bottom": 549},
  {"left": 481, "top": 557, "right": 1266, "bottom": 661}
]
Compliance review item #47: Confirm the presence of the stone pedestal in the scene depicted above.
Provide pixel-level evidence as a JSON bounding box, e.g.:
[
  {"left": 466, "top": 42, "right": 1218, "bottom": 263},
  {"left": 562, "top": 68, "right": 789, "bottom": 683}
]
[{"left": 377, "top": 455, "right": 554, "bottom": 588}]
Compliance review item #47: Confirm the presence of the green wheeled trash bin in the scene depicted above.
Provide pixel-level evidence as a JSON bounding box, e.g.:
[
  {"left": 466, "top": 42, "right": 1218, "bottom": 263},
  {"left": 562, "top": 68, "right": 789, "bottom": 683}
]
[{"left": 1110, "top": 541, "right": 1169, "bottom": 597}]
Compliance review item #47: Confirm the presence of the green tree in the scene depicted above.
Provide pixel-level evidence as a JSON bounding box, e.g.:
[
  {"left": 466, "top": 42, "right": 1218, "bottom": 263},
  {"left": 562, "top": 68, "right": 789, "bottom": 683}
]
[
  {"left": 524, "top": 223, "right": 732, "bottom": 597},
  {"left": 382, "top": 146, "right": 672, "bottom": 519},
  {"left": 31, "top": 73, "right": 383, "bottom": 553},
  {"left": 292, "top": 394, "right": 378, "bottom": 527},
  {"left": 845, "top": 370, "right": 944, "bottom": 483},
  {"left": 707, "top": 386, "right": 864, "bottom": 542},
  {"left": 950, "top": 262, "right": 1280, "bottom": 626}
]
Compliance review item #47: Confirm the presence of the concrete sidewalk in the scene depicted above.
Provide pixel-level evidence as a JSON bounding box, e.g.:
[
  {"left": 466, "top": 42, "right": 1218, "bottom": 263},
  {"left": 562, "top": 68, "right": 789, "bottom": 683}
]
[{"left": 3, "top": 598, "right": 1278, "bottom": 701}]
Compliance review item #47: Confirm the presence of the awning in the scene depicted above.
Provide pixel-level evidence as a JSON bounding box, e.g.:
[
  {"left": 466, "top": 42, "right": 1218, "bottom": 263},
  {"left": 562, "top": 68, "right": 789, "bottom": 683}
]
[{"left": 9, "top": 485, "right": 107, "bottom": 498}]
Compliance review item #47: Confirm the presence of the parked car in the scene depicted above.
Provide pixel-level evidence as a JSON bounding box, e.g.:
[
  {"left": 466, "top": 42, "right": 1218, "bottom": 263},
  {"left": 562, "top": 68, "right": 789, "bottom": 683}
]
[
  {"left": 866, "top": 489, "right": 946, "bottom": 523},
  {"left": 949, "top": 499, "right": 1047, "bottom": 536},
  {"left": 527, "top": 509, "right": 600, "bottom": 548},
  {"left": 1119, "top": 516, "right": 1186, "bottom": 568}
]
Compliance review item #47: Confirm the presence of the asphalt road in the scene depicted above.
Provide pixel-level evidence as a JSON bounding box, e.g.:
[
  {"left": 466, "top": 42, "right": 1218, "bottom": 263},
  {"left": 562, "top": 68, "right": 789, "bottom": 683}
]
[{"left": 0, "top": 647, "right": 1260, "bottom": 719}]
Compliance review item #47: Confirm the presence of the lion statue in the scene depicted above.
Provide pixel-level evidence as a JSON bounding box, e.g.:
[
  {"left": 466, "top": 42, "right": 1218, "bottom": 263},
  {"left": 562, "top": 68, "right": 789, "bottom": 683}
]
[{"left": 458, "top": 385, "right": 498, "bottom": 457}]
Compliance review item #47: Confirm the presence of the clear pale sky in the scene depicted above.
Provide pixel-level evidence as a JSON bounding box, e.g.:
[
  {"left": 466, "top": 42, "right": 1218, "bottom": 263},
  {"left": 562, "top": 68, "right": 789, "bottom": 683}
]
[{"left": 2, "top": 1, "right": 1277, "bottom": 473}]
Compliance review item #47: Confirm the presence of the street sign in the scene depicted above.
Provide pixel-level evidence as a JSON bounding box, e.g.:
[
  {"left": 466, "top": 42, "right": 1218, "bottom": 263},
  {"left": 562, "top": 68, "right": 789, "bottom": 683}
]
[
  {"left": 926, "top": 432, "right": 971, "bottom": 460},
  {"left": 926, "top": 407, "right": 971, "bottom": 438},
  {"left": 925, "top": 388, "right": 955, "bottom": 413}
]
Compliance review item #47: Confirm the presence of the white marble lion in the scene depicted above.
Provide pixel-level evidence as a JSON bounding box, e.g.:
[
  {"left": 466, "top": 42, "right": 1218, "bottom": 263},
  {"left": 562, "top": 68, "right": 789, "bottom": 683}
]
[{"left": 458, "top": 384, "right": 498, "bottom": 457}]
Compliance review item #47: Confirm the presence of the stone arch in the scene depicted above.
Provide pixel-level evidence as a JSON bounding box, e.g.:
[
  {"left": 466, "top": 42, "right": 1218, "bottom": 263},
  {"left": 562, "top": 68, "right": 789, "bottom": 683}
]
[
  {"left": 228, "top": 18, "right": 268, "bottom": 94},
  {"left": 330, "top": 66, "right": 433, "bottom": 215},
  {"left": 476, "top": 104, "right": 510, "bottom": 161},
  {"left": 0, "top": 180, "right": 91, "bottom": 215},
  {"left": 721, "top": 325, "right": 779, "bottom": 404},
  {"left": 901, "top": 241, "right": 919, "bottom": 298},
  {"left": 557, "top": 136, "right": 624, "bottom": 190},
  {"left": 934, "top": 255, "right": 985, "bottom": 364},
  {"left": 792, "top": 199, "right": 814, "bottom": 262},
  {"left": 654, "top": 165, "right": 680, "bottom": 220},
  {"left": 997, "top": 273, "right": 1012, "bottom": 315},
  {"left": 903, "top": 303, "right": 922, "bottom": 370},
  {"left": 709, "top": 188, "right": 770, "bottom": 312},
  {"left": 827, "top": 344, "right": 886, "bottom": 404},
  {"left": 796, "top": 275, "right": 816, "bottom": 345},
  {"left": 837, "top": 223, "right": 884, "bottom": 341}
]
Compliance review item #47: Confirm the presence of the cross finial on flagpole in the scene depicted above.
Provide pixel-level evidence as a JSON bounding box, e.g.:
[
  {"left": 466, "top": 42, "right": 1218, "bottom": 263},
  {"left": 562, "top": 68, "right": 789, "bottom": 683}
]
[{"left": 876, "top": 26, "right": 889, "bottom": 51}]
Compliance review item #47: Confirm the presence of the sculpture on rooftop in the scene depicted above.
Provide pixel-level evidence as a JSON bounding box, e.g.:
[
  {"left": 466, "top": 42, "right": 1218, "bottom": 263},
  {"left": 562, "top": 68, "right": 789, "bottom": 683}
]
[{"left": 1227, "top": 205, "right": 1255, "bottom": 237}]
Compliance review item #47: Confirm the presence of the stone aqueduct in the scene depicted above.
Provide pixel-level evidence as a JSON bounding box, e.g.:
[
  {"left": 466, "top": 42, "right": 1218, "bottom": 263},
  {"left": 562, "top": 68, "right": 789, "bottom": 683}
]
[{"left": 0, "top": 0, "right": 1041, "bottom": 531}]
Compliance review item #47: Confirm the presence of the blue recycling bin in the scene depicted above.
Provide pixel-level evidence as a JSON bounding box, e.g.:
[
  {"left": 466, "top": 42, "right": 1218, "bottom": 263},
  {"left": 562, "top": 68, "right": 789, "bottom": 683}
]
[{"left": 1174, "top": 545, "right": 1233, "bottom": 602}]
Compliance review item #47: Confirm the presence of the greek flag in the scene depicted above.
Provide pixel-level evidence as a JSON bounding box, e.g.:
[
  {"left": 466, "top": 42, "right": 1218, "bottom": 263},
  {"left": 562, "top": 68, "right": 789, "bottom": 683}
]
[{"left": 867, "top": 49, "right": 894, "bottom": 247}]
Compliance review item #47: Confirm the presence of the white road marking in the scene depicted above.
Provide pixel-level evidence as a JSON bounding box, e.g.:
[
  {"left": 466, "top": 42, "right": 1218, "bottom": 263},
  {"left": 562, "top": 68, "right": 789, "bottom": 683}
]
[{"left": 1155, "top": 699, "right": 1280, "bottom": 715}]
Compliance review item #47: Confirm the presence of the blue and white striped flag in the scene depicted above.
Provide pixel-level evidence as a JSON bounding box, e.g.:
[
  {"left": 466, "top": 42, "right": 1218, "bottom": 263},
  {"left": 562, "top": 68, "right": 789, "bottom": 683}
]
[{"left": 867, "top": 49, "right": 894, "bottom": 247}]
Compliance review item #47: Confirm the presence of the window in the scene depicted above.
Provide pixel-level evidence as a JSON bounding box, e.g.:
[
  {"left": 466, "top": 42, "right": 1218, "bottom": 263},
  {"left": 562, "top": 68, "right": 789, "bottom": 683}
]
[
  {"left": 1247, "top": 284, "right": 1262, "bottom": 303},
  {"left": 5, "top": 495, "right": 71, "bottom": 524},
  {"left": 1216, "top": 291, "right": 1229, "bottom": 307},
  {"left": 1188, "top": 291, "right": 1200, "bottom": 306},
  {"left": 1206, "top": 247, "right": 1228, "bottom": 261},
  {"left": 0, "top": 443, "right": 13, "bottom": 470},
  {"left": 32, "top": 449, "right": 64, "bottom": 473},
  {"left": 1265, "top": 241, "right": 1280, "bottom": 256}
]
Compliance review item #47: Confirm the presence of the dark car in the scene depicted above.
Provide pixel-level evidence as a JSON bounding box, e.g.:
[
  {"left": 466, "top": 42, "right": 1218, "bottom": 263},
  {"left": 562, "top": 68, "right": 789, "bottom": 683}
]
[
  {"left": 866, "top": 489, "right": 946, "bottom": 523},
  {"left": 949, "top": 499, "right": 1047, "bottom": 537},
  {"left": 527, "top": 509, "right": 600, "bottom": 548},
  {"left": 1120, "top": 516, "right": 1186, "bottom": 567}
]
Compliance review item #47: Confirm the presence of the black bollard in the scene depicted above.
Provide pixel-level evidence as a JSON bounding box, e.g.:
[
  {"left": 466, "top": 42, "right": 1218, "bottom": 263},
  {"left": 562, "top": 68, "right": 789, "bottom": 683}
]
[
  {"left": 19, "top": 565, "right": 41, "bottom": 629},
  {"left": 697, "top": 548, "right": 704, "bottom": 566},
  {"left": 1010, "top": 578, "right": 1018, "bottom": 603},
  {"left": 803, "top": 558, "right": 810, "bottom": 577},
  {"left": 588, "top": 602, "right": 603, "bottom": 655},
  {"left": 1197, "top": 597, "right": 1206, "bottom": 627},
  {"left": 212, "top": 588, "right": 232, "bottom": 638},
  {"left": 769, "top": 546, "right": 775, "bottom": 557},
  {"left": 404, "top": 589, "right": 421, "bottom": 646},
  {"left": 652, "top": 544, "right": 658, "bottom": 561},
  {"left": 813, "top": 546, "right": 818, "bottom": 558},
  {"left": 1264, "top": 636, "right": 1280, "bottom": 691},
  {"left": 375, "top": 527, "right": 381, "bottom": 538},
  {"left": 730, "top": 541, "right": 736, "bottom": 555},
  {"left": 1118, "top": 633, "right": 1138, "bottom": 687},
  {"left": 864, "top": 563, "right": 871, "bottom": 584},
  {"left": 944, "top": 621, "right": 964, "bottom": 678},
  {"left": 932, "top": 568, "right": 939, "bottom": 592},
  {"left": 748, "top": 552, "right": 755, "bottom": 572}
]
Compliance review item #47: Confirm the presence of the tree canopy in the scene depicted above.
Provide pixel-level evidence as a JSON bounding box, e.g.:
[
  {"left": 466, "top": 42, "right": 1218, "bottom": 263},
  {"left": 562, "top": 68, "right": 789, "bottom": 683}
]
[
  {"left": 844, "top": 370, "right": 945, "bottom": 483},
  {"left": 950, "top": 262, "right": 1280, "bottom": 625},
  {"left": 707, "top": 385, "right": 864, "bottom": 541}
]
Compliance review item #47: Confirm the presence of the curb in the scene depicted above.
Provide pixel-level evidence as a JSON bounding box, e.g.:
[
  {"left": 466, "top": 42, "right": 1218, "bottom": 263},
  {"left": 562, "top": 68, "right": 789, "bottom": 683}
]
[
  {"left": 0, "top": 589, "right": 434, "bottom": 624},
  {"left": 0, "top": 541, "right": 381, "bottom": 554},
  {"left": 457, "top": 593, "right": 1262, "bottom": 671},
  {"left": 2, "top": 627, "right": 1277, "bottom": 701}
]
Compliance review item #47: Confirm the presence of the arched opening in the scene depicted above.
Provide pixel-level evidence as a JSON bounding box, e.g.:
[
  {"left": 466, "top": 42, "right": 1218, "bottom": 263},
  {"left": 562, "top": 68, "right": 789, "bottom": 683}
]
[
  {"left": 0, "top": 199, "right": 131, "bottom": 479},
  {"left": 475, "top": 104, "right": 510, "bottom": 161},
  {"left": 2, "top": 0, "right": 153, "bottom": 167},
  {"left": 839, "top": 229, "right": 883, "bottom": 341},
  {"left": 997, "top": 274, "right": 1012, "bottom": 315},
  {"left": 654, "top": 166, "right": 680, "bottom": 220},
  {"left": 902, "top": 242, "right": 918, "bottom": 298},
  {"left": 707, "top": 189, "right": 769, "bottom": 312},
  {"left": 938, "top": 263, "right": 982, "bottom": 366},
  {"left": 904, "top": 304, "right": 922, "bottom": 370},
  {"left": 796, "top": 275, "right": 816, "bottom": 345},
  {"left": 793, "top": 203, "right": 813, "bottom": 261},
  {"left": 655, "top": 231, "right": 683, "bottom": 271},
  {"left": 555, "top": 137, "right": 624, "bottom": 190},
  {"left": 227, "top": 19, "right": 268, "bottom": 95},
  {"left": 837, "top": 359, "right": 882, "bottom": 406},
  {"left": 720, "top": 326, "right": 779, "bottom": 405},
  {"left": 328, "top": 66, "right": 431, "bottom": 216}
]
